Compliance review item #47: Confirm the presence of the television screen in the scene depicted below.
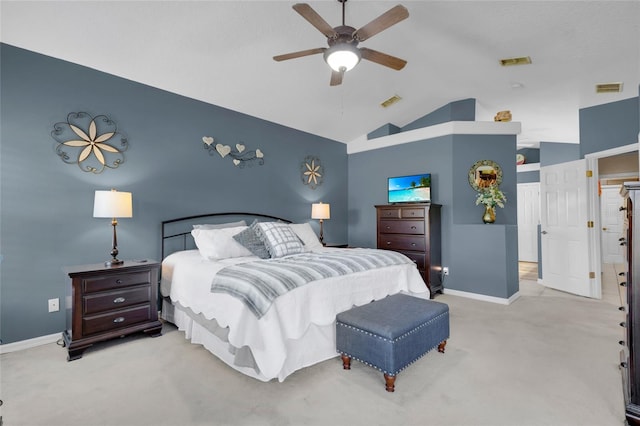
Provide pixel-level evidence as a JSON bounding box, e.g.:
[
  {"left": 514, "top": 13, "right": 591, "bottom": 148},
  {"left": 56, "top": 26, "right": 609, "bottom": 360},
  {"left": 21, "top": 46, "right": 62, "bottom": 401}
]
[{"left": 388, "top": 173, "right": 431, "bottom": 203}]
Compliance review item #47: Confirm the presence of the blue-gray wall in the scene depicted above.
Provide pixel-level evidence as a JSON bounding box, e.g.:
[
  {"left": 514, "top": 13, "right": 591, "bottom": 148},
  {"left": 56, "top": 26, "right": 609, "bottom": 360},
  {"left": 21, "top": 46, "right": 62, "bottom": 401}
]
[
  {"left": 367, "top": 98, "right": 476, "bottom": 139},
  {"left": 0, "top": 44, "right": 347, "bottom": 344},
  {"left": 540, "top": 142, "right": 580, "bottom": 166},
  {"left": 517, "top": 148, "right": 540, "bottom": 164},
  {"left": 580, "top": 96, "right": 639, "bottom": 157},
  {"left": 349, "top": 111, "right": 519, "bottom": 299}
]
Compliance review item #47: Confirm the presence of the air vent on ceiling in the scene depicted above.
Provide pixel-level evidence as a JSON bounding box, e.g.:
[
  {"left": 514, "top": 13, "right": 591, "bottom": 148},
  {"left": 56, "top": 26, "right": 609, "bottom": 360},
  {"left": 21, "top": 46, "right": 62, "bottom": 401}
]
[
  {"left": 596, "top": 82, "right": 623, "bottom": 93},
  {"left": 381, "top": 95, "right": 402, "bottom": 108},
  {"left": 499, "top": 56, "right": 532, "bottom": 66}
]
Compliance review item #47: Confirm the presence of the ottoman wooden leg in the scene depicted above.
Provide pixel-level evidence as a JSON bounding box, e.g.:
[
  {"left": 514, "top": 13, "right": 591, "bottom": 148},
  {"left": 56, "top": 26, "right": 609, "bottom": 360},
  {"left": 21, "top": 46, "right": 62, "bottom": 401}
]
[
  {"left": 341, "top": 355, "right": 351, "bottom": 370},
  {"left": 384, "top": 374, "right": 396, "bottom": 392},
  {"left": 438, "top": 340, "right": 447, "bottom": 353}
]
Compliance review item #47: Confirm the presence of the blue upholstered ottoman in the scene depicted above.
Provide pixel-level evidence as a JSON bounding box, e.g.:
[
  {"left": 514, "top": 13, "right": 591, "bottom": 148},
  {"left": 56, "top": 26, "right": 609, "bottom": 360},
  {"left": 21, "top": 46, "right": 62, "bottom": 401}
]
[{"left": 336, "top": 293, "right": 449, "bottom": 392}]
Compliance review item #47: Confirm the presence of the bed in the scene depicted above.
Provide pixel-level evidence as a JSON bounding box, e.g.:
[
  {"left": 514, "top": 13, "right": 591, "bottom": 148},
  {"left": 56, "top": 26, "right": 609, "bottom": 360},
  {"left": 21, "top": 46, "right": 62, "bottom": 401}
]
[{"left": 160, "top": 212, "right": 429, "bottom": 382}]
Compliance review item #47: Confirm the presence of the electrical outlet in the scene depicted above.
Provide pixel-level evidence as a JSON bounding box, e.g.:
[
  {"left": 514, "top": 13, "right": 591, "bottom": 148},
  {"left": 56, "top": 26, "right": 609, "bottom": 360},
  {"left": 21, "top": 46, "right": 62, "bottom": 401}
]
[
  {"left": 442, "top": 267, "right": 449, "bottom": 276},
  {"left": 48, "top": 298, "right": 59, "bottom": 313}
]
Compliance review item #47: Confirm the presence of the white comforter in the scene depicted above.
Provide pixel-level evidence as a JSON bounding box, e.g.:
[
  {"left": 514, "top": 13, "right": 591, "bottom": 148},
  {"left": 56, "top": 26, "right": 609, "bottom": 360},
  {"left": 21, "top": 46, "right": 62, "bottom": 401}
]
[{"left": 161, "top": 248, "right": 429, "bottom": 381}]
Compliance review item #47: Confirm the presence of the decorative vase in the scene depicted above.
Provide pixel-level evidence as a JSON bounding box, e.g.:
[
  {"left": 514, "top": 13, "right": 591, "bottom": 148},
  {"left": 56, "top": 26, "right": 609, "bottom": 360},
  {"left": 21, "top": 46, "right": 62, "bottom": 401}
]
[{"left": 482, "top": 205, "right": 496, "bottom": 224}]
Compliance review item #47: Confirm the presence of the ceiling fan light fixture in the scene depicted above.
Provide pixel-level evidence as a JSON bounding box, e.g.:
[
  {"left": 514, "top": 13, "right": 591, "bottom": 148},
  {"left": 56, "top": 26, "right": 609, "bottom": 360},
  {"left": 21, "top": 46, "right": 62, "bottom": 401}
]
[{"left": 324, "top": 44, "right": 361, "bottom": 72}]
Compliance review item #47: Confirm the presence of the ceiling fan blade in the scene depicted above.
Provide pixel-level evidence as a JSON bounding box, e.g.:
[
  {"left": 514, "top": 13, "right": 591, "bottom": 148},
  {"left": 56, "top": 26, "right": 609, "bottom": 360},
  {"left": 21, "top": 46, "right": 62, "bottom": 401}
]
[
  {"left": 360, "top": 48, "right": 407, "bottom": 70},
  {"left": 273, "top": 47, "right": 326, "bottom": 62},
  {"left": 330, "top": 70, "right": 343, "bottom": 86},
  {"left": 293, "top": 3, "right": 338, "bottom": 39},
  {"left": 353, "top": 5, "right": 409, "bottom": 42}
]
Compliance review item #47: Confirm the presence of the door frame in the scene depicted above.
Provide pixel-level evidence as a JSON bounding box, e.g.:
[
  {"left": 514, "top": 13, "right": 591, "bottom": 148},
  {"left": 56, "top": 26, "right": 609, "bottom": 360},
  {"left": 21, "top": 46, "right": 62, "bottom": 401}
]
[{"left": 585, "top": 143, "right": 639, "bottom": 291}]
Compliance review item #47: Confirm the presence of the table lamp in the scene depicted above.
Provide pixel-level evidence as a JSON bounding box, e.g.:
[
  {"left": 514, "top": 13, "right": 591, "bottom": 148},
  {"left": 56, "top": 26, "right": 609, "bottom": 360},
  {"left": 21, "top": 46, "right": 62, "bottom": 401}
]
[
  {"left": 311, "top": 202, "right": 331, "bottom": 245},
  {"left": 93, "top": 189, "right": 133, "bottom": 266}
]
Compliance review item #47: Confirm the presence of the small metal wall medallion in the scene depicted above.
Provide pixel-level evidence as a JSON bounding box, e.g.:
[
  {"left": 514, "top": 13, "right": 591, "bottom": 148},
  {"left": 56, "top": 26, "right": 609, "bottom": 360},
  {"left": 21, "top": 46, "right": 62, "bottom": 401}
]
[
  {"left": 202, "top": 136, "right": 264, "bottom": 167},
  {"left": 51, "top": 112, "right": 128, "bottom": 174},
  {"left": 301, "top": 155, "right": 323, "bottom": 189}
]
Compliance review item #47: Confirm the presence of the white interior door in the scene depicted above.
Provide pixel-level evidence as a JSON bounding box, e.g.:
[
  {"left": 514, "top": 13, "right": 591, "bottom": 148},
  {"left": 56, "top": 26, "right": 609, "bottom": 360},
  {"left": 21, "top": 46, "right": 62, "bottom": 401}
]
[
  {"left": 517, "top": 182, "right": 540, "bottom": 262},
  {"left": 600, "top": 185, "right": 625, "bottom": 264},
  {"left": 540, "top": 159, "right": 598, "bottom": 298}
]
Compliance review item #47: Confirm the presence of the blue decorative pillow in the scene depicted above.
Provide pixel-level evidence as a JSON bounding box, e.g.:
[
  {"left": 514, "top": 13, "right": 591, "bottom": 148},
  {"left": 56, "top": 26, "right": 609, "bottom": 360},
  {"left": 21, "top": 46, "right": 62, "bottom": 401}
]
[
  {"left": 233, "top": 222, "right": 270, "bottom": 259},
  {"left": 254, "top": 222, "right": 304, "bottom": 258}
]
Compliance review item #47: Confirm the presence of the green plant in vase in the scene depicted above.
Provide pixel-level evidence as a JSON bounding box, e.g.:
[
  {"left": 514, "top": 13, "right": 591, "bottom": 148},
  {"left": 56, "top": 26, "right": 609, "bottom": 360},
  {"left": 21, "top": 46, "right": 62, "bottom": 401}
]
[{"left": 475, "top": 186, "right": 507, "bottom": 223}]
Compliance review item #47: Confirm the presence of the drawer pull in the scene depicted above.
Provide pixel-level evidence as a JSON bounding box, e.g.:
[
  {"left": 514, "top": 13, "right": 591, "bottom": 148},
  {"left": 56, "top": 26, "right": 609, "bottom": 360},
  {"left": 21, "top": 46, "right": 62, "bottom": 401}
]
[
  {"left": 620, "top": 340, "right": 626, "bottom": 346},
  {"left": 116, "top": 279, "right": 123, "bottom": 284},
  {"left": 386, "top": 226, "right": 391, "bottom": 229},
  {"left": 113, "top": 297, "right": 126, "bottom": 304},
  {"left": 386, "top": 241, "right": 391, "bottom": 245},
  {"left": 621, "top": 321, "right": 627, "bottom": 328},
  {"left": 411, "top": 243, "right": 416, "bottom": 246},
  {"left": 621, "top": 362, "right": 628, "bottom": 368},
  {"left": 410, "top": 226, "right": 416, "bottom": 230},
  {"left": 113, "top": 317, "right": 125, "bottom": 323},
  {"left": 620, "top": 282, "right": 627, "bottom": 287}
]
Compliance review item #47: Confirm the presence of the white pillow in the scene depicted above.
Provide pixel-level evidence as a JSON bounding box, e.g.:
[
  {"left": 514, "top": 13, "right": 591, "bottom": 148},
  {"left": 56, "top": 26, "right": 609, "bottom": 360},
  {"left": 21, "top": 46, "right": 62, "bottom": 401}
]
[
  {"left": 191, "top": 226, "right": 253, "bottom": 260},
  {"left": 193, "top": 220, "right": 247, "bottom": 230},
  {"left": 290, "top": 223, "right": 323, "bottom": 250},
  {"left": 254, "top": 222, "right": 305, "bottom": 258}
]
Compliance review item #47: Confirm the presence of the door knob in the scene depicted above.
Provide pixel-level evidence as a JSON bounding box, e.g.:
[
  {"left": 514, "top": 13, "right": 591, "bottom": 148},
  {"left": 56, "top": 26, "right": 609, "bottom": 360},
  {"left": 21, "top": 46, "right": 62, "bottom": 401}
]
[{"left": 602, "top": 227, "right": 608, "bottom": 231}]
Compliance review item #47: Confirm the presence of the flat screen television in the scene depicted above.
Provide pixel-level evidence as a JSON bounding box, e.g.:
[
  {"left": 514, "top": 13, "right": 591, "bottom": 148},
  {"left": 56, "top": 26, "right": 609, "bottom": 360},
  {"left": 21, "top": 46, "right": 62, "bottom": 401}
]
[{"left": 388, "top": 173, "right": 431, "bottom": 203}]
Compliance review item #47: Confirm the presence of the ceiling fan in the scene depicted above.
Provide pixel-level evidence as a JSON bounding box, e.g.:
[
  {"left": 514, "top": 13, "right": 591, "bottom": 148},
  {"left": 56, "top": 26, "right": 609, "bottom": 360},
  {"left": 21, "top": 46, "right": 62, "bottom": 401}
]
[{"left": 273, "top": 0, "right": 409, "bottom": 86}]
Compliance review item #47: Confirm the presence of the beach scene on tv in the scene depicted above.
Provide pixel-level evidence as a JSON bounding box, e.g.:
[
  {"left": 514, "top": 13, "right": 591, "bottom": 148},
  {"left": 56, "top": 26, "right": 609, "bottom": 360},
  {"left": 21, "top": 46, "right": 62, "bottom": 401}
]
[{"left": 388, "top": 174, "right": 431, "bottom": 203}]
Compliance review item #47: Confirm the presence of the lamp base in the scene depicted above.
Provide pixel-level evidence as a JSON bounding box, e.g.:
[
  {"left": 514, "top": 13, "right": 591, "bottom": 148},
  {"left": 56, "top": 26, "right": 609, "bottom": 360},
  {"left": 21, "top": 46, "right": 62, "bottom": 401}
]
[{"left": 104, "top": 258, "right": 124, "bottom": 267}]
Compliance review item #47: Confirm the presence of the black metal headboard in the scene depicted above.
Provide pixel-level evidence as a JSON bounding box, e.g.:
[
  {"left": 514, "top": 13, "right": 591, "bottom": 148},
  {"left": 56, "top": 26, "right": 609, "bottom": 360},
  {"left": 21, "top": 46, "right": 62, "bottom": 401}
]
[{"left": 161, "top": 212, "right": 292, "bottom": 260}]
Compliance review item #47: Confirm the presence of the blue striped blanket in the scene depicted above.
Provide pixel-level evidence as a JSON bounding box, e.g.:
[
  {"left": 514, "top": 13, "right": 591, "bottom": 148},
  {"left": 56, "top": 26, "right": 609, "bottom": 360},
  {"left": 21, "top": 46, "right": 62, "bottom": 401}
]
[{"left": 210, "top": 249, "right": 413, "bottom": 318}]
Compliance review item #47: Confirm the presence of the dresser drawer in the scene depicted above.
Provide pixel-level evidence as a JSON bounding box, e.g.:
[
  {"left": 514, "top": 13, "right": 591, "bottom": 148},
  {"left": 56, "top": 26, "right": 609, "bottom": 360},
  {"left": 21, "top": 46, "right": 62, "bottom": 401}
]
[
  {"left": 398, "top": 251, "right": 426, "bottom": 270},
  {"left": 378, "top": 235, "right": 426, "bottom": 252},
  {"left": 83, "top": 271, "right": 151, "bottom": 293},
  {"left": 379, "top": 219, "right": 425, "bottom": 235},
  {"left": 378, "top": 208, "right": 401, "bottom": 219},
  {"left": 83, "top": 305, "right": 152, "bottom": 336},
  {"left": 401, "top": 208, "right": 425, "bottom": 219},
  {"left": 83, "top": 285, "right": 151, "bottom": 315}
]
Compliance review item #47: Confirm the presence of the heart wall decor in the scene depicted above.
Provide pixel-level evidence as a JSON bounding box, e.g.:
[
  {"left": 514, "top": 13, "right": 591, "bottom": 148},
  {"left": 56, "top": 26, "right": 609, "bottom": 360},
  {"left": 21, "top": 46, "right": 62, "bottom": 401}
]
[{"left": 202, "top": 136, "right": 265, "bottom": 168}]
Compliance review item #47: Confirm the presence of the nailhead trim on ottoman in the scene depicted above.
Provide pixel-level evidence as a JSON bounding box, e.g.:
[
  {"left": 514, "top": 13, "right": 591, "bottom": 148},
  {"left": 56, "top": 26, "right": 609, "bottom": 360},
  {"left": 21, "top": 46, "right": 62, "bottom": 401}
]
[{"left": 336, "top": 293, "right": 449, "bottom": 392}]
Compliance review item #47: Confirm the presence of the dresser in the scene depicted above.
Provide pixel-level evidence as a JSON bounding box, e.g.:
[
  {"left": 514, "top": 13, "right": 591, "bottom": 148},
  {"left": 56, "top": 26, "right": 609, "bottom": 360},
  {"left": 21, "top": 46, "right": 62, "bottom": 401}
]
[
  {"left": 621, "top": 183, "right": 640, "bottom": 424},
  {"left": 62, "top": 260, "right": 162, "bottom": 360},
  {"left": 376, "top": 203, "right": 442, "bottom": 295}
]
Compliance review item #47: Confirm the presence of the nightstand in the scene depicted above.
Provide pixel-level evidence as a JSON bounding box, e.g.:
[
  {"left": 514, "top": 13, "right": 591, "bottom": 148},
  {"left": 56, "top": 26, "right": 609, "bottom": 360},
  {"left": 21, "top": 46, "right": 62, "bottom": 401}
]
[{"left": 62, "top": 260, "right": 162, "bottom": 361}]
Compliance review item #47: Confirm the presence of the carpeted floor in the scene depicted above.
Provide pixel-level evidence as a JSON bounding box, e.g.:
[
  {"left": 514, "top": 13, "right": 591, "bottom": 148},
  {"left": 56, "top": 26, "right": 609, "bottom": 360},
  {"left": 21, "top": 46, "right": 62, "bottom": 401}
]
[{"left": 0, "top": 264, "right": 627, "bottom": 426}]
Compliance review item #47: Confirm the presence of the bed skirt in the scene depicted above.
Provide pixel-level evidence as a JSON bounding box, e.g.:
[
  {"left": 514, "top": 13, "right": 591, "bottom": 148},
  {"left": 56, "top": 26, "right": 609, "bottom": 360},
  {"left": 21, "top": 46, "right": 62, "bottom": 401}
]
[{"left": 162, "top": 299, "right": 338, "bottom": 382}]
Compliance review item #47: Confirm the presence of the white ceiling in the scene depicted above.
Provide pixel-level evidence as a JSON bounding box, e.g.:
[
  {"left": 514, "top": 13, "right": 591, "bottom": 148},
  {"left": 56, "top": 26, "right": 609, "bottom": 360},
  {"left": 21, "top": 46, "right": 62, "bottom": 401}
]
[{"left": 1, "top": 1, "right": 639, "bottom": 146}]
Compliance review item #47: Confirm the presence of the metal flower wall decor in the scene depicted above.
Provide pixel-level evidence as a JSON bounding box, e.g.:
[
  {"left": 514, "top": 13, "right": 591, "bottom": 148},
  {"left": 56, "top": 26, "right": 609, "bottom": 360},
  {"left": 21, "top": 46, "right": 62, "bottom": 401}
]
[
  {"left": 51, "top": 112, "right": 128, "bottom": 174},
  {"left": 301, "top": 156, "right": 323, "bottom": 189},
  {"left": 202, "top": 136, "right": 264, "bottom": 167}
]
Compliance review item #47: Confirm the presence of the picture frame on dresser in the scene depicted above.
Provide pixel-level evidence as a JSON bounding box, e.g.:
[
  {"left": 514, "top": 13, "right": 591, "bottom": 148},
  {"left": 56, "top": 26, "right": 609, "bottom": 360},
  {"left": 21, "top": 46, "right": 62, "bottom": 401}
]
[
  {"left": 375, "top": 203, "right": 442, "bottom": 296},
  {"left": 62, "top": 260, "right": 162, "bottom": 361}
]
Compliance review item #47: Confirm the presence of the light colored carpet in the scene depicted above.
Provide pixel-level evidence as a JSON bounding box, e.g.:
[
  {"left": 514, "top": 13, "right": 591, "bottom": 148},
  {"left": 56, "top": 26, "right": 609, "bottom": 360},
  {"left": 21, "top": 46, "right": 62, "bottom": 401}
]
[{"left": 0, "top": 265, "right": 626, "bottom": 426}]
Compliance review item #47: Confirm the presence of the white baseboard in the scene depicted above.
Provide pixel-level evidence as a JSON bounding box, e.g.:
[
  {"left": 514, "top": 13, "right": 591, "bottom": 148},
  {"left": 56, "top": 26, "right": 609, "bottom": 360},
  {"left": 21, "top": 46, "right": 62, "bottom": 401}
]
[
  {"left": 0, "top": 332, "right": 61, "bottom": 354},
  {"left": 443, "top": 288, "right": 520, "bottom": 305}
]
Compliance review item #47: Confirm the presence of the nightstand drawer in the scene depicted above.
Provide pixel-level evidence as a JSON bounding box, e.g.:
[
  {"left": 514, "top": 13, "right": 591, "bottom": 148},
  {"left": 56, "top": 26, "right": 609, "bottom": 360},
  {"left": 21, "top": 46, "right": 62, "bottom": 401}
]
[
  {"left": 83, "top": 305, "right": 152, "bottom": 336},
  {"left": 378, "top": 235, "right": 426, "bottom": 251},
  {"left": 83, "top": 271, "right": 151, "bottom": 293},
  {"left": 83, "top": 285, "right": 151, "bottom": 315},
  {"left": 379, "top": 219, "right": 425, "bottom": 235}
]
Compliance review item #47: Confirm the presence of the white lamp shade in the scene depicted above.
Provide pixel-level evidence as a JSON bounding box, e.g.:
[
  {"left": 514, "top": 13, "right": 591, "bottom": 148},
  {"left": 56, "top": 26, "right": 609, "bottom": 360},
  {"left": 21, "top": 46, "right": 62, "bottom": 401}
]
[
  {"left": 93, "top": 190, "right": 133, "bottom": 218},
  {"left": 311, "top": 203, "right": 331, "bottom": 220}
]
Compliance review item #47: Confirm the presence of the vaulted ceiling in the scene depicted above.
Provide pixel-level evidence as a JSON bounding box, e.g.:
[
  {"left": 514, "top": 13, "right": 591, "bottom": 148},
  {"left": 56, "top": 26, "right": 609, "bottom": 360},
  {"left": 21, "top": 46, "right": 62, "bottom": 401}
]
[{"left": 1, "top": 1, "right": 639, "bottom": 147}]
